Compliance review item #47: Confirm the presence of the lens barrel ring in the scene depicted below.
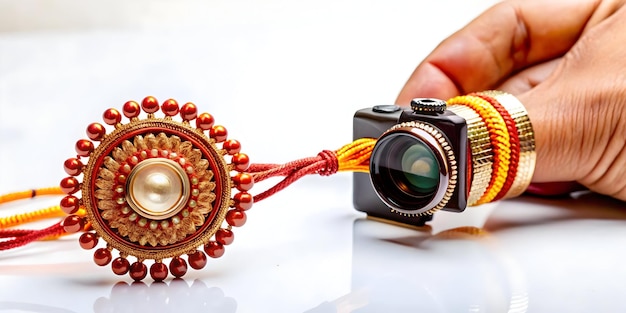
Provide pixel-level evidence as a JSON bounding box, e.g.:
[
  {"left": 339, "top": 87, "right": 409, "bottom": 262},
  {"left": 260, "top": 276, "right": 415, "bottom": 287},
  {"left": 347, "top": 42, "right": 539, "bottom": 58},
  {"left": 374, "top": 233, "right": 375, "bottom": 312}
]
[{"left": 370, "top": 121, "right": 458, "bottom": 216}]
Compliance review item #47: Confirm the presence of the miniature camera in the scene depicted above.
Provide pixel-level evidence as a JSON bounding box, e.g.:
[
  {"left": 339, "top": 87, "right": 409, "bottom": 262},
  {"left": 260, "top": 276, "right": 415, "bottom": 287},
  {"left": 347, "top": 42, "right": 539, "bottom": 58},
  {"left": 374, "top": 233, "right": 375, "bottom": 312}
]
[{"left": 352, "top": 98, "right": 470, "bottom": 227}]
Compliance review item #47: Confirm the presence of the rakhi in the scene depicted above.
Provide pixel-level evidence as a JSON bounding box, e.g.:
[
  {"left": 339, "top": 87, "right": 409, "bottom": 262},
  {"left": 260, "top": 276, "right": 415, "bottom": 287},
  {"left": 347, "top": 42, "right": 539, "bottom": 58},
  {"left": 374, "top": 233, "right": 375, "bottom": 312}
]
[{"left": 0, "top": 91, "right": 535, "bottom": 282}]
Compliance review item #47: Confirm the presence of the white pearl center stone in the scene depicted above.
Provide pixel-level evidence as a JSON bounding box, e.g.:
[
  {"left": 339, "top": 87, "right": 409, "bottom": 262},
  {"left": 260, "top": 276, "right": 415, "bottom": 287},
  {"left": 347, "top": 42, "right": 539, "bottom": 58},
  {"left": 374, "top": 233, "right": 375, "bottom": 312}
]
[
  {"left": 145, "top": 173, "right": 173, "bottom": 204},
  {"left": 126, "top": 158, "right": 189, "bottom": 220}
]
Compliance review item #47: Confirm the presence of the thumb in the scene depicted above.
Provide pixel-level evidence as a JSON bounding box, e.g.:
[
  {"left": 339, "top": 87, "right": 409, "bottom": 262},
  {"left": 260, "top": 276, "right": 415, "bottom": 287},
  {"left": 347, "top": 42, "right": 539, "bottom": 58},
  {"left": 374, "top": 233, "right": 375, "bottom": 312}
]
[{"left": 396, "top": 0, "right": 597, "bottom": 105}]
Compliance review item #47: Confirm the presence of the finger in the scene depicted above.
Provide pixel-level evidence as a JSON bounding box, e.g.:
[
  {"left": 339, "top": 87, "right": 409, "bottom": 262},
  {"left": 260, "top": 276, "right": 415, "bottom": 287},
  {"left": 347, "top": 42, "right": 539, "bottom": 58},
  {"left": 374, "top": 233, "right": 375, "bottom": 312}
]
[
  {"left": 520, "top": 4, "right": 626, "bottom": 187},
  {"left": 496, "top": 58, "right": 561, "bottom": 95},
  {"left": 396, "top": 0, "right": 600, "bottom": 104},
  {"left": 584, "top": 0, "right": 626, "bottom": 28}
]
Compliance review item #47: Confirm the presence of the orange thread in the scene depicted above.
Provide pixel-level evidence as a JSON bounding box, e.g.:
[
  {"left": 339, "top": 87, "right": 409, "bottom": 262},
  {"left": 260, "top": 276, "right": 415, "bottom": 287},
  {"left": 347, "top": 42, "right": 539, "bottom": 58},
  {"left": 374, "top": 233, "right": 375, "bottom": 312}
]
[
  {"left": 337, "top": 138, "right": 376, "bottom": 173},
  {"left": 447, "top": 95, "right": 511, "bottom": 204},
  {"left": 0, "top": 186, "right": 79, "bottom": 249},
  {"left": 0, "top": 187, "right": 64, "bottom": 205},
  {"left": 473, "top": 93, "right": 521, "bottom": 201},
  {"left": 0, "top": 205, "right": 66, "bottom": 229},
  {"left": 247, "top": 138, "right": 376, "bottom": 202}
]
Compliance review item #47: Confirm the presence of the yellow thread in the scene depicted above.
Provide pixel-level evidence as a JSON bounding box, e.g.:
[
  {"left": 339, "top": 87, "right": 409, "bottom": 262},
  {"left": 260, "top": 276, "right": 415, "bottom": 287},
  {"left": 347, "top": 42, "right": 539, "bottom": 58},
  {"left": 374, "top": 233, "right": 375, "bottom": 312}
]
[
  {"left": 0, "top": 186, "right": 83, "bottom": 241},
  {"left": 447, "top": 105, "right": 492, "bottom": 205},
  {"left": 336, "top": 138, "right": 376, "bottom": 173},
  {"left": 447, "top": 95, "right": 511, "bottom": 204},
  {"left": 0, "top": 187, "right": 64, "bottom": 205},
  {"left": 0, "top": 205, "right": 66, "bottom": 229},
  {"left": 478, "top": 91, "right": 536, "bottom": 198}
]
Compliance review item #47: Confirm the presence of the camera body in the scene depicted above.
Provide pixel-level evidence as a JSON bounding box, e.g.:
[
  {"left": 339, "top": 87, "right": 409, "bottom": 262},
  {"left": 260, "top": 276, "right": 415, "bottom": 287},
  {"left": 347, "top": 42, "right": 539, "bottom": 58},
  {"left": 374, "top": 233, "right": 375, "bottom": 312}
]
[{"left": 352, "top": 102, "right": 470, "bottom": 227}]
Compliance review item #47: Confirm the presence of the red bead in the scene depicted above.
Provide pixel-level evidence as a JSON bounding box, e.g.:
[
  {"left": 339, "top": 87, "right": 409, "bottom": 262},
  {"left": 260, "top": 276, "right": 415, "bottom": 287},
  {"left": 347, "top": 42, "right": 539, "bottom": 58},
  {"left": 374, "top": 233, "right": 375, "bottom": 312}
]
[
  {"left": 93, "top": 248, "right": 112, "bottom": 266},
  {"left": 187, "top": 251, "right": 207, "bottom": 270},
  {"left": 222, "top": 139, "right": 241, "bottom": 155},
  {"left": 60, "top": 195, "right": 80, "bottom": 214},
  {"left": 169, "top": 257, "right": 188, "bottom": 278},
  {"left": 226, "top": 209, "right": 247, "bottom": 227},
  {"left": 195, "top": 113, "right": 215, "bottom": 130},
  {"left": 233, "top": 192, "right": 253, "bottom": 211},
  {"left": 103, "top": 108, "right": 122, "bottom": 125},
  {"left": 161, "top": 99, "right": 179, "bottom": 116},
  {"left": 112, "top": 257, "right": 130, "bottom": 275},
  {"left": 180, "top": 102, "right": 198, "bottom": 121},
  {"left": 204, "top": 241, "right": 225, "bottom": 258},
  {"left": 62, "top": 215, "right": 84, "bottom": 233},
  {"left": 231, "top": 153, "right": 250, "bottom": 171},
  {"left": 209, "top": 125, "right": 228, "bottom": 142},
  {"left": 75, "top": 139, "right": 94, "bottom": 157},
  {"left": 86, "top": 123, "right": 106, "bottom": 141},
  {"left": 79, "top": 232, "right": 98, "bottom": 249},
  {"left": 233, "top": 173, "right": 254, "bottom": 191},
  {"left": 123, "top": 101, "right": 141, "bottom": 118},
  {"left": 216, "top": 229, "right": 234, "bottom": 245},
  {"left": 129, "top": 262, "right": 148, "bottom": 281},
  {"left": 141, "top": 96, "right": 159, "bottom": 114},
  {"left": 150, "top": 262, "right": 169, "bottom": 282},
  {"left": 63, "top": 158, "right": 83, "bottom": 176},
  {"left": 60, "top": 177, "right": 80, "bottom": 194}
]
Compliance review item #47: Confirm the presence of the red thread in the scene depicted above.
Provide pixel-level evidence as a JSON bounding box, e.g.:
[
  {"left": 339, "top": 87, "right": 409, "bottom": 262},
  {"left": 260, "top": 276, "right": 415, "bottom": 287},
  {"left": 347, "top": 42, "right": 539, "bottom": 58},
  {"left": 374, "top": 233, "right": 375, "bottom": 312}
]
[
  {"left": 316, "top": 150, "right": 339, "bottom": 176},
  {"left": 0, "top": 223, "right": 64, "bottom": 251},
  {"left": 0, "top": 139, "right": 376, "bottom": 251},
  {"left": 248, "top": 150, "right": 339, "bottom": 202}
]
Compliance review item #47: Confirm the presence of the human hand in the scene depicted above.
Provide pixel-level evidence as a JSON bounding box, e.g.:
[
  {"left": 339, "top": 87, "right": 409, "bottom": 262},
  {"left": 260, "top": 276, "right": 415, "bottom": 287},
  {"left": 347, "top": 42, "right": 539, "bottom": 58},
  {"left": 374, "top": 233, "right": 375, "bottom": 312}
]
[{"left": 396, "top": 0, "right": 626, "bottom": 201}]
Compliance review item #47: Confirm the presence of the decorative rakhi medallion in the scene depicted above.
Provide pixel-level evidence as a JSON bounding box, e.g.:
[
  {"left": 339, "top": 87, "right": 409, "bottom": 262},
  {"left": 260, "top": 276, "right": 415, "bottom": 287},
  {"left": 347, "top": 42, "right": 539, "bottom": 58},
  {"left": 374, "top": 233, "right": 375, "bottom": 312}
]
[{"left": 59, "top": 96, "right": 254, "bottom": 281}]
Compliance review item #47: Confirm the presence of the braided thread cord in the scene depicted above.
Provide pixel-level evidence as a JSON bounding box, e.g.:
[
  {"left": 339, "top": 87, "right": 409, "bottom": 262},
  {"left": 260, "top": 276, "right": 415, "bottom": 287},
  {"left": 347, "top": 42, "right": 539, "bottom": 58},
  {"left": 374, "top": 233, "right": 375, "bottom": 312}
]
[
  {"left": 446, "top": 104, "right": 493, "bottom": 205},
  {"left": 0, "top": 187, "right": 65, "bottom": 204},
  {"left": 479, "top": 91, "right": 536, "bottom": 198},
  {"left": 472, "top": 93, "right": 521, "bottom": 201},
  {"left": 447, "top": 95, "right": 511, "bottom": 205},
  {"left": 447, "top": 91, "right": 534, "bottom": 205},
  {"left": 0, "top": 187, "right": 68, "bottom": 250},
  {"left": 0, "top": 205, "right": 66, "bottom": 229},
  {"left": 0, "top": 91, "right": 535, "bottom": 251},
  {"left": 248, "top": 138, "right": 375, "bottom": 202},
  {"left": 0, "top": 139, "right": 376, "bottom": 250}
]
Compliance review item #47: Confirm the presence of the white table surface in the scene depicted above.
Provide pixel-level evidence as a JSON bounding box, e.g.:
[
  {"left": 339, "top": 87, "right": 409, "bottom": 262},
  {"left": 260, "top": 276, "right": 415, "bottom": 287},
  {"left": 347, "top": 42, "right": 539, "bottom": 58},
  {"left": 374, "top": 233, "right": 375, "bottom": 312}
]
[{"left": 2, "top": 1, "right": 626, "bottom": 312}]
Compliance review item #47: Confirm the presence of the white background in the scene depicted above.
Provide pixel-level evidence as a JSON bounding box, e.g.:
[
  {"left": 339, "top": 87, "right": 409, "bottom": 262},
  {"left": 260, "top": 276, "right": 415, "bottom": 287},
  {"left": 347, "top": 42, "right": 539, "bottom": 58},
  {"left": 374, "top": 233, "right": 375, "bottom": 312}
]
[{"left": 2, "top": 1, "right": 626, "bottom": 312}]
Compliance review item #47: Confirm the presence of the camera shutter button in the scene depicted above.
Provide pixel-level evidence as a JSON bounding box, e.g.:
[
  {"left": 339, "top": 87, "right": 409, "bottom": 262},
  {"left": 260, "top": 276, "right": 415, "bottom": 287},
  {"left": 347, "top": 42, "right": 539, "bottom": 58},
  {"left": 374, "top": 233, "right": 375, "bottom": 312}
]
[
  {"left": 410, "top": 98, "right": 447, "bottom": 113},
  {"left": 372, "top": 105, "right": 402, "bottom": 114}
]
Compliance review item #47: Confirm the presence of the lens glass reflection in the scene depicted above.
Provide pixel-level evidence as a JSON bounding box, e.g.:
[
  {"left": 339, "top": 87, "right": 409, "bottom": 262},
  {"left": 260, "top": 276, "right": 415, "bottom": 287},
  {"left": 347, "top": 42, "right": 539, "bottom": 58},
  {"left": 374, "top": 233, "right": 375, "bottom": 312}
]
[
  {"left": 369, "top": 126, "right": 449, "bottom": 214},
  {"left": 370, "top": 132, "right": 443, "bottom": 211},
  {"left": 400, "top": 143, "right": 439, "bottom": 194}
]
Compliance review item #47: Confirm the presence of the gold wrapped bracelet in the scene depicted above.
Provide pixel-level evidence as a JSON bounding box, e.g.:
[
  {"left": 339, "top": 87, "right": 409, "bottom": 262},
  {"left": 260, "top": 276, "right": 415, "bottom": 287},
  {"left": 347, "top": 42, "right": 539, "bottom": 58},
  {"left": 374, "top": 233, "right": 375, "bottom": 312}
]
[{"left": 447, "top": 91, "right": 536, "bottom": 206}]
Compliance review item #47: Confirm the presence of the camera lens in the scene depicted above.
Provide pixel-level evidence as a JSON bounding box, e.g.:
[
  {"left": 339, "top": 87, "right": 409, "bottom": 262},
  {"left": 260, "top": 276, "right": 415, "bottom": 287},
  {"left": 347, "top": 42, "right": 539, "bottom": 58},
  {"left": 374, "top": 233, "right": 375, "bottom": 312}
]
[
  {"left": 400, "top": 143, "right": 439, "bottom": 194},
  {"left": 372, "top": 134, "right": 439, "bottom": 200},
  {"left": 369, "top": 122, "right": 453, "bottom": 215}
]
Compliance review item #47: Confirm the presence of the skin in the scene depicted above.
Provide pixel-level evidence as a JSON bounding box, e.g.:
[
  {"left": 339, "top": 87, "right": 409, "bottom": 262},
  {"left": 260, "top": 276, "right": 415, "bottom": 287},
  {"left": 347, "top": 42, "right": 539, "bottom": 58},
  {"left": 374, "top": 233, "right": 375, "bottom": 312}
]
[{"left": 396, "top": 0, "right": 626, "bottom": 201}]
